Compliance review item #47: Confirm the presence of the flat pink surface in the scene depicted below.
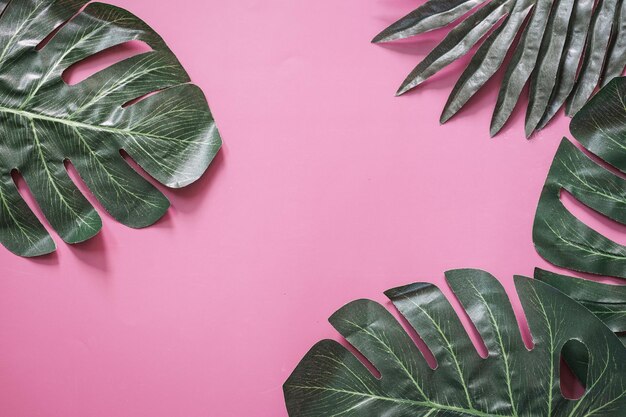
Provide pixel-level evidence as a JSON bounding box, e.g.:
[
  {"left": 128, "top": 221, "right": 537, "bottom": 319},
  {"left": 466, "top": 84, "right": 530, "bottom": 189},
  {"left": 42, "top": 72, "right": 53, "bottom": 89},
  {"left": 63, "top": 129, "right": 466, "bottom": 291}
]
[{"left": 0, "top": 1, "right": 610, "bottom": 416}]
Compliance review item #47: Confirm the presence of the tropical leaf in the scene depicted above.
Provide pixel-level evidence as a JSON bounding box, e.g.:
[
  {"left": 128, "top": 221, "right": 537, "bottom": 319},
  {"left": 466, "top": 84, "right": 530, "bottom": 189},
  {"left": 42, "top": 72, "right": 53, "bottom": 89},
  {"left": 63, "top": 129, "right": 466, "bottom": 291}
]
[
  {"left": 533, "top": 77, "right": 626, "bottom": 279},
  {"left": 0, "top": 0, "right": 221, "bottom": 257},
  {"left": 284, "top": 269, "right": 626, "bottom": 416},
  {"left": 374, "top": 0, "right": 625, "bottom": 136},
  {"left": 534, "top": 268, "right": 626, "bottom": 345},
  {"left": 532, "top": 139, "right": 626, "bottom": 278},
  {"left": 532, "top": 77, "right": 626, "bottom": 342}
]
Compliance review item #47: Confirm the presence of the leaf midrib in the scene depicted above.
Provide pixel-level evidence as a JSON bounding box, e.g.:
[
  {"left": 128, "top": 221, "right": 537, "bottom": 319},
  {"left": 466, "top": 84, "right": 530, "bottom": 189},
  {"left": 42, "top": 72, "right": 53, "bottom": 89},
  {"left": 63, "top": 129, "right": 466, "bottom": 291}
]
[
  {"left": 0, "top": 185, "right": 39, "bottom": 245},
  {"left": 29, "top": 118, "right": 97, "bottom": 231},
  {"left": 343, "top": 319, "right": 428, "bottom": 399},
  {"left": 0, "top": 105, "right": 205, "bottom": 145},
  {"left": 70, "top": 126, "right": 161, "bottom": 209},
  {"left": 403, "top": 295, "right": 474, "bottom": 409},
  {"left": 286, "top": 384, "right": 511, "bottom": 417},
  {"left": 545, "top": 220, "right": 626, "bottom": 260},
  {"left": 559, "top": 158, "right": 626, "bottom": 206},
  {"left": 468, "top": 281, "right": 519, "bottom": 417}
]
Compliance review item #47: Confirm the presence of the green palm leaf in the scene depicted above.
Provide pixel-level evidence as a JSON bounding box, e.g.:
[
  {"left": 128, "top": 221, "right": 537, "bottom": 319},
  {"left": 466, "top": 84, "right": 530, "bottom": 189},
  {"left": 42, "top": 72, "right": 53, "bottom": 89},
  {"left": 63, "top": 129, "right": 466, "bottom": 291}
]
[
  {"left": 0, "top": 0, "right": 221, "bottom": 257},
  {"left": 374, "top": 0, "right": 625, "bottom": 136},
  {"left": 284, "top": 269, "right": 626, "bottom": 416}
]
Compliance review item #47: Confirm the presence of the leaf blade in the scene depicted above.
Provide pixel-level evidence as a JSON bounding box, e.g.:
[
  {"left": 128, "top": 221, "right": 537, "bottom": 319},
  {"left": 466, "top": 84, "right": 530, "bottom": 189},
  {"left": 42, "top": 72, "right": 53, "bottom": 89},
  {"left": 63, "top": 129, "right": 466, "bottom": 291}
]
[
  {"left": 533, "top": 138, "right": 626, "bottom": 279},
  {"left": 490, "top": 0, "right": 553, "bottom": 136},
  {"left": 396, "top": 0, "right": 513, "bottom": 96},
  {"left": 536, "top": 0, "right": 595, "bottom": 129},
  {"left": 0, "top": 0, "right": 221, "bottom": 256},
  {"left": 440, "top": 1, "right": 533, "bottom": 123},
  {"left": 601, "top": 0, "right": 626, "bottom": 86},
  {"left": 372, "top": 0, "right": 487, "bottom": 43},
  {"left": 566, "top": 0, "right": 620, "bottom": 116},
  {"left": 534, "top": 268, "right": 626, "bottom": 335},
  {"left": 284, "top": 270, "right": 626, "bottom": 417},
  {"left": 525, "top": 0, "right": 576, "bottom": 135}
]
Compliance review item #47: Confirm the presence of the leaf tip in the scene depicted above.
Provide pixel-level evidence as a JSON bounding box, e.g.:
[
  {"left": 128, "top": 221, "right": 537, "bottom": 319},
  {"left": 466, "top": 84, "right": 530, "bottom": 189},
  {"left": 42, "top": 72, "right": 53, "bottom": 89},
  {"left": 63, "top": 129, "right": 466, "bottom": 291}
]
[
  {"left": 440, "top": 108, "right": 454, "bottom": 124},
  {"left": 372, "top": 25, "right": 401, "bottom": 43},
  {"left": 525, "top": 114, "right": 541, "bottom": 138},
  {"left": 564, "top": 98, "right": 580, "bottom": 118},
  {"left": 396, "top": 81, "right": 416, "bottom": 96},
  {"left": 371, "top": 32, "right": 387, "bottom": 44},
  {"left": 524, "top": 126, "right": 534, "bottom": 139},
  {"left": 19, "top": 237, "right": 57, "bottom": 258},
  {"left": 489, "top": 113, "right": 506, "bottom": 137},
  {"left": 385, "top": 282, "right": 436, "bottom": 301}
]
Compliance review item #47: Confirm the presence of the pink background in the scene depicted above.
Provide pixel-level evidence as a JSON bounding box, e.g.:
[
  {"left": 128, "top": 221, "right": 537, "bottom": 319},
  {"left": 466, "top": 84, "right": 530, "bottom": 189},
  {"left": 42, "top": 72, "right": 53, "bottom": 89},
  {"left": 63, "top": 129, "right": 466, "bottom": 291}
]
[{"left": 1, "top": 1, "right": 620, "bottom": 416}]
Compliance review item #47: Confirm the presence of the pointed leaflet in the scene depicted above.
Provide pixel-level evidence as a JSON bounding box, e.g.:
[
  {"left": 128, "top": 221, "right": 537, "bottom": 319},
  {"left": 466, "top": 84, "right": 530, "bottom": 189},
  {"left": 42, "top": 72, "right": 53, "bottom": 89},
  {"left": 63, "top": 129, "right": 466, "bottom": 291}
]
[
  {"left": 536, "top": 0, "right": 594, "bottom": 130},
  {"left": 440, "top": 0, "right": 533, "bottom": 123},
  {"left": 284, "top": 269, "right": 626, "bottom": 416},
  {"left": 524, "top": 0, "right": 576, "bottom": 136},
  {"left": 377, "top": 0, "right": 624, "bottom": 135},
  {"left": 489, "top": 0, "right": 552, "bottom": 136},
  {"left": 0, "top": 0, "right": 221, "bottom": 257},
  {"left": 534, "top": 268, "right": 626, "bottom": 342},
  {"left": 601, "top": 0, "right": 626, "bottom": 86},
  {"left": 372, "top": 0, "right": 488, "bottom": 43},
  {"left": 395, "top": 0, "right": 513, "bottom": 96},
  {"left": 566, "top": 0, "right": 619, "bottom": 116}
]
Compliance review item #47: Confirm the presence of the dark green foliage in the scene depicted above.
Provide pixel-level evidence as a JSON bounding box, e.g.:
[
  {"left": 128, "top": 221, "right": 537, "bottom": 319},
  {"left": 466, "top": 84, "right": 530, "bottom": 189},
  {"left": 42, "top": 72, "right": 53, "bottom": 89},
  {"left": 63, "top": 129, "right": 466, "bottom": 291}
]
[
  {"left": 374, "top": 0, "right": 625, "bottom": 137},
  {"left": 0, "top": 0, "right": 221, "bottom": 257},
  {"left": 285, "top": 269, "right": 626, "bottom": 416}
]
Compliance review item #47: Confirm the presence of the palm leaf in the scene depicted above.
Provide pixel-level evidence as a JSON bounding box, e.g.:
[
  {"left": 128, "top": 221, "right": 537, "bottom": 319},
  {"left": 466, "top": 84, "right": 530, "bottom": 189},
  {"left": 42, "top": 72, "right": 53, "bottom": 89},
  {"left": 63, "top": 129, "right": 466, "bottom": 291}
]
[
  {"left": 0, "top": 0, "right": 221, "bottom": 257},
  {"left": 374, "top": 0, "right": 626, "bottom": 136},
  {"left": 284, "top": 269, "right": 626, "bottom": 416},
  {"left": 602, "top": 0, "right": 626, "bottom": 85},
  {"left": 565, "top": 0, "right": 619, "bottom": 116}
]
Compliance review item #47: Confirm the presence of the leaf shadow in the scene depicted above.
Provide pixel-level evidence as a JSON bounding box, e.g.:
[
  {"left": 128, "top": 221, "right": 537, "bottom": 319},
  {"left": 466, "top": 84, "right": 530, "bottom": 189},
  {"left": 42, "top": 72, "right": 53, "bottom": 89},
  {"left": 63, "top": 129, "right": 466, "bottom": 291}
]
[
  {"left": 27, "top": 250, "right": 59, "bottom": 266},
  {"left": 164, "top": 146, "right": 226, "bottom": 214},
  {"left": 67, "top": 229, "right": 109, "bottom": 272},
  {"left": 147, "top": 209, "right": 174, "bottom": 230}
]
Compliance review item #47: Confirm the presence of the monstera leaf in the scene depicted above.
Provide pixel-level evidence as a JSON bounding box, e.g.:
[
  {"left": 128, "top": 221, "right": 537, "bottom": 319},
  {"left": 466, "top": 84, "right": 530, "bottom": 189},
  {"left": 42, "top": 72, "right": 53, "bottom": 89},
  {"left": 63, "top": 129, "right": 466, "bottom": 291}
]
[
  {"left": 533, "top": 77, "right": 626, "bottom": 278},
  {"left": 532, "top": 77, "right": 626, "bottom": 341},
  {"left": 373, "top": 0, "right": 626, "bottom": 136},
  {"left": 532, "top": 140, "right": 626, "bottom": 278},
  {"left": 535, "top": 268, "right": 626, "bottom": 345},
  {"left": 284, "top": 269, "right": 626, "bottom": 416},
  {"left": 0, "top": 0, "right": 221, "bottom": 257}
]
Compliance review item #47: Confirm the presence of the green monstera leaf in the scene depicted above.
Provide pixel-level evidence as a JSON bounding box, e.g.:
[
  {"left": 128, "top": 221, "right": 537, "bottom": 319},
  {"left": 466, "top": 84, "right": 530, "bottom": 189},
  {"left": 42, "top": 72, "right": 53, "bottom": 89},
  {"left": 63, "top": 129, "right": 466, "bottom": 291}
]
[
  {"left": 532, "top": 77, "right": 626, "bottom": 342},
  {"left": 373, "top": 0, "right": 626, "bottom": 136},
  {"left": 0, "top": 0, "right": 221, "bottom": 257},
  {"left": 284, "top": 269, "right": 626, "bottom": 417},
  {"left": 532, "top": 139, "right": 626, "bottom": 279}
]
